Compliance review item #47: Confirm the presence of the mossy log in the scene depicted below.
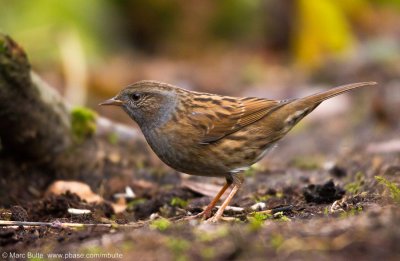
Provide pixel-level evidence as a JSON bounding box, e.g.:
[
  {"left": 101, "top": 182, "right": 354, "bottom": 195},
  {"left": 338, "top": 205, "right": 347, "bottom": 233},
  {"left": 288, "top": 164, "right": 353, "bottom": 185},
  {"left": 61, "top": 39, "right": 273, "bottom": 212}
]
[
  {"left": 0, "top": 34, "right": 155, "bottom": 205},
  {"left": 0, "top": 35, "right": 72, "bottom": 160}
]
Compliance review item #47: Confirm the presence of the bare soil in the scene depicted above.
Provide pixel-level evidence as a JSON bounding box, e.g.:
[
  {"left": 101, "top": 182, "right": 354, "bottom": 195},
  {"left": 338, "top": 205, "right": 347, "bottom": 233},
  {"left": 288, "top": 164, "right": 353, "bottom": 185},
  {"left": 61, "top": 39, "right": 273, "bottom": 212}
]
[{"left": 1, "top": 115, "right": 399, "bottom": 261}]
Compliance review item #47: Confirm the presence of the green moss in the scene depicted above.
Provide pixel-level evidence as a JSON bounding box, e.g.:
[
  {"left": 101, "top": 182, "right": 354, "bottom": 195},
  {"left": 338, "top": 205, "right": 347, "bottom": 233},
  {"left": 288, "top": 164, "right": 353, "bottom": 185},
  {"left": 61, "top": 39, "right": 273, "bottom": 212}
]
[
  {"left": 290, "top": 155, "right": 323, "bottom": 170},
  {"left": 275, "top": 191, "right": 284, "bottom": 198},
  {"left": 107, "top": 132, "right": 118, "bottom": 144},
  {"left": 273, "top": 211, "right": 291, "bottom": 222},
  {"left": 82, "top": 245, "right": 104, "bottom": 255},
  {"left": 70, "top": 107, "right": 97, "bottom": 143},
  {"left": 270, "top": 234, "right": 284, "bottom": 250},
  {"left": 255, "top": 191, "right": 282, "bottom": 201},
  {"left": 254, "top": 194, "right": 272, "bottom": 202},
  {"left": 121, "top": 241, "right": 134, "bottom": 251},
  {"left": 170, "top": 197, "right": 188, "bottom": 208},
  {"left": 375, "top": 176, "right": 400, "bottom": 203},
  {"left": 196, "top": 226, "right": 229, "bottom": 242},
  {"left": 248, "top": 210, "right": 290, "bottom": 230},
  {"left": 200, "top": 247, "right": 216, "bottom": 260},
  {"left": 248, "top": 212, "right": 272, "bottom": 231},
  {"left": 150, "top": 218, "right": 171, "bottom": 231},
  {"left": 339, "top": 205, "right": 363, "bottom": 218},
  {"left": 166, "top": 238, "right": 190, "bottom": 261},
  {"left": 345, "top": 171, "right": 364, "bottom": 194},
  {"left": 0, "top": 38, "right": 6, "bottom": 53},
  {"left": 253, "top": 212, "right": 272, "bottom": 221},
  {"left": 127, "top": 198, "right": 147, "bottom": 209}
]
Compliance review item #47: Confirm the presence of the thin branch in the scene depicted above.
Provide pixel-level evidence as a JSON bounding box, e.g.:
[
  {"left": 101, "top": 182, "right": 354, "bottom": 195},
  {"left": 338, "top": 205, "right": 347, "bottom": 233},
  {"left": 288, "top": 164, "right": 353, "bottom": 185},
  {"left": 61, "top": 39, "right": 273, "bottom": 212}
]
[{"left": 0, "top": 220, "right": 145, "bottom": 229}]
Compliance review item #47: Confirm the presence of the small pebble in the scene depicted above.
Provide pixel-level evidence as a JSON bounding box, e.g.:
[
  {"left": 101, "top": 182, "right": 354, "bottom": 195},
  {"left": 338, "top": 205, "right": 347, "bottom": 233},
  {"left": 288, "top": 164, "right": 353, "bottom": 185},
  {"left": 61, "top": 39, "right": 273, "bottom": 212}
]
[{"left": 250, "top": 202, "right": 266, "bottom": 211}]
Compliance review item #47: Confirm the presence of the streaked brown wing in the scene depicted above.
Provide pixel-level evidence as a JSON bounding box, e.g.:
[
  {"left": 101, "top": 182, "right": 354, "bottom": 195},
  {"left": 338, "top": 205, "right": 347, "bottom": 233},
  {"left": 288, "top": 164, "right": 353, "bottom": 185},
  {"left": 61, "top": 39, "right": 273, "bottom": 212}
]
[{"left": 188, "top": 96, "right": 285, "bottom": 144}]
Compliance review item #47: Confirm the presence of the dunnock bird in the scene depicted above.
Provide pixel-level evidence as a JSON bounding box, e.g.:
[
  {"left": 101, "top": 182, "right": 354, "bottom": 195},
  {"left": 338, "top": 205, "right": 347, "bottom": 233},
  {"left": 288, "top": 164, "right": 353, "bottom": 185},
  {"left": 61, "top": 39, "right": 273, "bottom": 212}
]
[{"left": 100, "top": 81, "right": 376, "bottom": 222}]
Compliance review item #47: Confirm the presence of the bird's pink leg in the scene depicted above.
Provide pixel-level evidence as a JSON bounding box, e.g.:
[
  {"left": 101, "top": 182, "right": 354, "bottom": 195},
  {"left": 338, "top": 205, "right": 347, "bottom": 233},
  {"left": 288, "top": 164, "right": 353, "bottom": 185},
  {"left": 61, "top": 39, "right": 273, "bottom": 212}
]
[
  {"left": 208, "top": 178, "right": 243, "bottom": 222},
  {"left": 200, "top": 181, "right": 231, "bottom": 220},
  {"left": 181, "top": 181, "right": 231, "bottom": 221}
]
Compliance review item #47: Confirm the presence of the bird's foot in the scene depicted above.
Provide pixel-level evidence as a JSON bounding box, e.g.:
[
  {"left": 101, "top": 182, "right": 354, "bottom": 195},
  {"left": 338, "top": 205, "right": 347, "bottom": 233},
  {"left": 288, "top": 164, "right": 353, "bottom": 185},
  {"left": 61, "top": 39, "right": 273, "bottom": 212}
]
[
  {"left": 205, "top": 211, "right": 224, "bottom": 223},
  {"left": 175, "top": 210, "right": 227, "bottom": 223},
  {"left": 176, "top": 209, "right": 213, "bottom": 222},
  {"left": 186, "top": 212, "right": 223, "bottom": 223},
  {"left": 205, "top": 215, "right": 221, "bottom": 223}
]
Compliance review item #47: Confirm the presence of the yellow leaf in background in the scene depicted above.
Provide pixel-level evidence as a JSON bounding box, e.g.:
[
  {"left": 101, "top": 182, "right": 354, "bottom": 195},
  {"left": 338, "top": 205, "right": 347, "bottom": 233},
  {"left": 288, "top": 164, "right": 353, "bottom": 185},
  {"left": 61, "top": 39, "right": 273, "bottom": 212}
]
[
  {"left": 336, "top": 0, "right": 369, "bottom": 13},
  {"left": 293, "top": 0, "right": 355, "bottom": 70}
]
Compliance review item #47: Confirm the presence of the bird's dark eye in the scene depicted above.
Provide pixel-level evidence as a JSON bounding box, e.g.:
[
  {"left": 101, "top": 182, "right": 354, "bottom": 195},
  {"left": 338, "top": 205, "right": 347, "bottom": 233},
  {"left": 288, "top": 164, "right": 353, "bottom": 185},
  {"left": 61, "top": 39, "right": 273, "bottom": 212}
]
[{"left": 131, "top": 93, "right": 141, "bottom": 101}]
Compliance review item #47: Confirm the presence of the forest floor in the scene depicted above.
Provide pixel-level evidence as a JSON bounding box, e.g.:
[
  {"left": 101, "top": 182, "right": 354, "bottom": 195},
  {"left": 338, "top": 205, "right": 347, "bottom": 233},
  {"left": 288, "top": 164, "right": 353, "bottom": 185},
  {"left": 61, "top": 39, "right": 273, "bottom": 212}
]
[{"left": 1, "top": 109, "right": 399, "bottom": 261}]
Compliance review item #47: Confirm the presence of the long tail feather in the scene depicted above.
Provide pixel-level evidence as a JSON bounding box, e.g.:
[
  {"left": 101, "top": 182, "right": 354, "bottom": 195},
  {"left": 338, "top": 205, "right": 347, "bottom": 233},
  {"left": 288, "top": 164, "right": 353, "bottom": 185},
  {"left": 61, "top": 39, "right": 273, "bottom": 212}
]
[
  {"left": 301, "top": 82, "right": 376, "bottom": 105},
  {"left": 288, "top": 81, "right": 377, "bottom": 112},
  {"left": 277, "top": 82, "right": 377, "bottom": 130}
]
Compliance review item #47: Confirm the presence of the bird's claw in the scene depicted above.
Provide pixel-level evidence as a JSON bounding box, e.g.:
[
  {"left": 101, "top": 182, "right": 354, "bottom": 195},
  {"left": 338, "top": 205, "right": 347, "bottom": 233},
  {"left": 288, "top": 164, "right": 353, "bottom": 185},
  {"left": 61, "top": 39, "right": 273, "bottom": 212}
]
[
  {"left": 205, "top": 216, "right": 220, "bottom": 223},
  {"left": 176, "top": 209, "right": 221, "bottom": 222}
]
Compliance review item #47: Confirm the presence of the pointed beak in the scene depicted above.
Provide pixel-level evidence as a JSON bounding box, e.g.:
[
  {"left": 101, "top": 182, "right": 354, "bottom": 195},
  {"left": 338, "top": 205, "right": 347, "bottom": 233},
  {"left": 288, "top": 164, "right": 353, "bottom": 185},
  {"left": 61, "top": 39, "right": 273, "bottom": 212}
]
[{"left": 99, "top": 97, "right": 124, "bottom": 106}]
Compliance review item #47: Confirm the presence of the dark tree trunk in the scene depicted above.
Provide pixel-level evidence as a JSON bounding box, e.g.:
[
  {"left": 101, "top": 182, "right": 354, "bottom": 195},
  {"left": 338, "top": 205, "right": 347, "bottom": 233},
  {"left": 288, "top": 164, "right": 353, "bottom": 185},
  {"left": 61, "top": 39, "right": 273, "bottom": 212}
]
[
  {"left": 0, "top": 35, "right": 72, "bottom": 161},
  {"left": 0, "top": 34, "right": 159, "bottom": 206}
]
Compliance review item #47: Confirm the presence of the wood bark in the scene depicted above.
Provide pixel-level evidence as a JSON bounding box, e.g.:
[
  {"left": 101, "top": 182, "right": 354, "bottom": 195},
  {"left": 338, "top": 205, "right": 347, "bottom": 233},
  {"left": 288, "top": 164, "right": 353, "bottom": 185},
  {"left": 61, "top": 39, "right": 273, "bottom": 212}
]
[
  {"left": 0, "top": 35, "right": 72, "bottom": 161},
  {"left": 0, "top": 34, "right": 158, "bottom": 205}
]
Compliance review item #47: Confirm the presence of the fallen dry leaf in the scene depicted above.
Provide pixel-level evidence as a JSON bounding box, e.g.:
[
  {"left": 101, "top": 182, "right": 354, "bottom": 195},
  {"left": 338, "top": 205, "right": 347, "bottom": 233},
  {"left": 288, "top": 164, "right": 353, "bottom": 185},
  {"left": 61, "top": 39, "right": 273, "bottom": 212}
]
[
  {"left": 45, "top": 180, "right": 127, "bottom": 213},
  {"left": 182, "top": 179, "right": 227, "bottom": 199},
  {"left": 45, "top": 181, "right": 103, "bottom": 203}
]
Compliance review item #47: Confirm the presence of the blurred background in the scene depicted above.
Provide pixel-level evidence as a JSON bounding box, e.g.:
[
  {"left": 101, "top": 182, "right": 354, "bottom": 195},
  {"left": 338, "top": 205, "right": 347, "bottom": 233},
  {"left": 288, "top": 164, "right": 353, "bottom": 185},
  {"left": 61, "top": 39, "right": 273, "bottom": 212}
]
[
  {"left": 0, "top": 0, "right": 399, "bottom": 143},
  {"left": 1, "top": 1, "right": 400, "bottom": 256}
]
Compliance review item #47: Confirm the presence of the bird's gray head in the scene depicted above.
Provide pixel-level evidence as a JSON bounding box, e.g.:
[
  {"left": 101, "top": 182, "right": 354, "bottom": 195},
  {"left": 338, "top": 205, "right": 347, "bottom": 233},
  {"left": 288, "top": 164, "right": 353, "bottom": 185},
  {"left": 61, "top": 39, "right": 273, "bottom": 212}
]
[{"left": 100, "top": 81, "right": 178, "bottom": 130}]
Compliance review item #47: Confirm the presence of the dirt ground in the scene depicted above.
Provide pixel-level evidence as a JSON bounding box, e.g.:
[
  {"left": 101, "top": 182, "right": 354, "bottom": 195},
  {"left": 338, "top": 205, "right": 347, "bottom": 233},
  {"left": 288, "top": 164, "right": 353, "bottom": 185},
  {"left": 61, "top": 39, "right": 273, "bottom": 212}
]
[{"left": 1, "top": 110, "right": 399, "bottom": 260}]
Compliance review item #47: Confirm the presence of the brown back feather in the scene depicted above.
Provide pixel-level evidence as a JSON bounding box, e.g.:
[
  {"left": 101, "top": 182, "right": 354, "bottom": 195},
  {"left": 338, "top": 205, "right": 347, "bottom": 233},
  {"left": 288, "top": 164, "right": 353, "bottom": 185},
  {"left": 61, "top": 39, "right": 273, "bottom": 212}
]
[{"left": 191, "top": 82, "right": 376, "bottom": 144}]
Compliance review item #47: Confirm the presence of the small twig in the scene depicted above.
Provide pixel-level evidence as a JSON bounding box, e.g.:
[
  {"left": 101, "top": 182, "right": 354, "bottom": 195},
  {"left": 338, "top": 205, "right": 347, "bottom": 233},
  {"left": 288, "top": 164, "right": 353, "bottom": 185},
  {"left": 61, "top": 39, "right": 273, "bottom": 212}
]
[
  {"left": 68, "top": 208, "right": 91, "bottom": 215},
  {"left": 0, "top": 220, "right": 144, "bottom": 229},
  {"left": 250, "top": 205, "right": 293, "bottom": 215},
  {"left": 216, "top": 205, "right": 244, "bottom": 212},
  {"left": 253, "top": 209, "right": 273, "bottom": 215}
]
